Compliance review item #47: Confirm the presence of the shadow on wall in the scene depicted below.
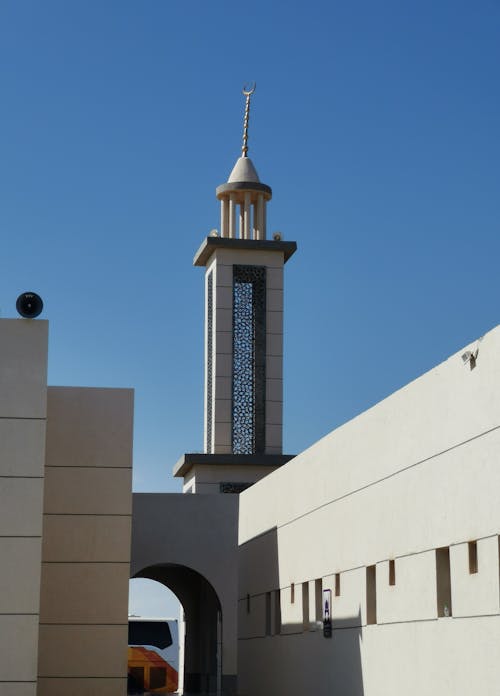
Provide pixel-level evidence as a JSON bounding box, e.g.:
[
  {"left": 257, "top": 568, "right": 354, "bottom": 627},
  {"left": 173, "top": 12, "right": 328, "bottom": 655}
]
[{"left": 238, "top": 527, "right": 365, "bottom": 696}]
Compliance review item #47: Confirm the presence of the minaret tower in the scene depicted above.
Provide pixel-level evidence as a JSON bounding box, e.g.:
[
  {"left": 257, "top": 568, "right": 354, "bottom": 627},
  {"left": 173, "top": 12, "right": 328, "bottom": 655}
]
[{"left": 175, "top": 85, "right": 296, "bottom": 493}]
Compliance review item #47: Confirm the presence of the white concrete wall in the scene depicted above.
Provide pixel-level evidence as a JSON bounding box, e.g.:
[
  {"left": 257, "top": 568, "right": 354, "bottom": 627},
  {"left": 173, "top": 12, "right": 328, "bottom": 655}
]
[
  {"left": 237, "top": 325, "right": 500, "bottom": 696},
  {"left": 0, "top": 319, "right": 48, "bottom": 696}
]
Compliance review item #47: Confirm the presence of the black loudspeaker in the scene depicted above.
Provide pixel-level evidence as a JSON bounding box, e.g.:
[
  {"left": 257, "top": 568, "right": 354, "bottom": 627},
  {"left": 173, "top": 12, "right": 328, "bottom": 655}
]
[{"left": 16, "top": 292, "right": 44, "bottom": 319}]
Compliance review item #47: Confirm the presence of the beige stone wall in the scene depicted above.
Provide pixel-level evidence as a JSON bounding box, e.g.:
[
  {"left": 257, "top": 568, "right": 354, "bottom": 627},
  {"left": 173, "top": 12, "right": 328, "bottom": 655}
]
[
  {"left": 38, "top": 387, "right": 133, "bottom": 696},
  {"left": 0, "top": 319, "right": 48, "bottom": 696}
]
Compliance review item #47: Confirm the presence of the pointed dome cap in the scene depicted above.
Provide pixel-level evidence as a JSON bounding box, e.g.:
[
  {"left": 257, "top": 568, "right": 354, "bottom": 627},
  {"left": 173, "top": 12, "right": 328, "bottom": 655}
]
[
  {"left": 227, "top": 156, "right": 260, "bottom": 183},
  {"left": 217, "top": 151, "right": 271, "bottom": 201}
]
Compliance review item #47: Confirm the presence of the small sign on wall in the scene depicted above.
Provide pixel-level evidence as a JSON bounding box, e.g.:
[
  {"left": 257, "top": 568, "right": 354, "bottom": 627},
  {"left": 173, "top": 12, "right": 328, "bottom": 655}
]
[{"left": 323, "top": 589, "right": 332, "bottom": 638}]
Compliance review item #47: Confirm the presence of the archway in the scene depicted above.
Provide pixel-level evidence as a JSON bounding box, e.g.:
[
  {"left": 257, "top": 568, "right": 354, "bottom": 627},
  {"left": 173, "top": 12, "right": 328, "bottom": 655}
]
[
  {"left": 131, "top": 492, "right": 239, "bottom": 695},
  {"left": 133, "top": 563, "right": 222, "bottom": 695}
]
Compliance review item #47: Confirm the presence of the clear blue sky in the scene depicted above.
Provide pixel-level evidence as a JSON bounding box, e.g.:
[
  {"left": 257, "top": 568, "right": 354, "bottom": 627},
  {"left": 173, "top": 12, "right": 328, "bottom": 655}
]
[{"left": 2, "top": 1, "right": 499, "bottom": 615}]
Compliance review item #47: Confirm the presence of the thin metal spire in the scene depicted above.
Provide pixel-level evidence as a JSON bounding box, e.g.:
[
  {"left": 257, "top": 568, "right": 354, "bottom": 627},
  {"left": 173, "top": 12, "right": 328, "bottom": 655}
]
[{"left": 241, "top": 82, "right": 256, "bottom": 157}]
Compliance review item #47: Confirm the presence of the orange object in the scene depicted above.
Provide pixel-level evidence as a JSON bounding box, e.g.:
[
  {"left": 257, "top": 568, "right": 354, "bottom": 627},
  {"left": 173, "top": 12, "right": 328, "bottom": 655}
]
[{"left": 128, "top": 646, "right": 178, "bottom": 693}]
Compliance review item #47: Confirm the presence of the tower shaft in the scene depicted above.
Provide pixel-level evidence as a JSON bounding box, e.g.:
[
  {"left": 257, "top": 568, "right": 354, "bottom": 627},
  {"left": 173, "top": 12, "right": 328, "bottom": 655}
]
[{"left": 201, "top": 241, "right": 294, "bottom": 456}]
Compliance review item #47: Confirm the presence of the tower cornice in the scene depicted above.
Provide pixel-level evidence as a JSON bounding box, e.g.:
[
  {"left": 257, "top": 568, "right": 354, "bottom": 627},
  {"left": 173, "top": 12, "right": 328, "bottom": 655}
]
[
  {"left": 173, "top": 453, "right": 295, "bottom": 479},
  {"left": 193, "top": 236, "right": 297, "bottom": 267}
]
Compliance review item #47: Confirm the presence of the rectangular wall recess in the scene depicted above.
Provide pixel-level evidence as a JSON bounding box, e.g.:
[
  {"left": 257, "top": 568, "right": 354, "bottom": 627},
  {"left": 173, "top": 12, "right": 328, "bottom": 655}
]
[
  {"left": 389, "top": 559, "right": 396, "bottom": 586},
  {"left": 335, "top": 572, "right": 341, "bottom": 596},
  {"left": 366, "top": 565, "right": 377, "bottom": 625},
  {"left": 436, "top": 547, "right": 452, "bottom": 617},
  {"left": 274, "top": 589, "right": 281, "bottom": 635},
  {"left": 468, "top": 540, "right": 478, "bottom": 574},
  {"left": 498, "top": 536, "right": 500, "bottom": 607},
  {"left": 302, "top": 582, "right": 309, "bottom": 631},
  {"left": 265, "top": 592, "right": 271, "bottom": 636},
  {"left": 315, "top": 578, "right": 323, "bottom": 622}
]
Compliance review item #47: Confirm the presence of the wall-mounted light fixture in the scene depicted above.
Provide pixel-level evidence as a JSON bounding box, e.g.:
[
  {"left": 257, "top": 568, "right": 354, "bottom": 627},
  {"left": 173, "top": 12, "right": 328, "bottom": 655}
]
[{"left": 461, "top": 348, "right": 478, "bottom": 370}]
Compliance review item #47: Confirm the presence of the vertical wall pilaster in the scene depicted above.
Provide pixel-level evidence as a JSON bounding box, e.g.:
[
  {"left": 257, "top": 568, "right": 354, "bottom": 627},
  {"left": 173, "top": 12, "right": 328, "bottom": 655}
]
[
  {"left": 205, "top": 265, "right": 215, "bottom": 453},
  {"left": 265, "top": 266, "right": 283, "bottom": 454},
  {"left": 0, "top": 319, "right": 48, "bottom": 696}
]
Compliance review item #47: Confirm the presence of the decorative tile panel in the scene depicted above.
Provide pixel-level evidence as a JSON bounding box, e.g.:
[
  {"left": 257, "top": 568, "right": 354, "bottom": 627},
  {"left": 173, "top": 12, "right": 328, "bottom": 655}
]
[{"left": 232, "top": 265, "right": 266, "bottom": 454}]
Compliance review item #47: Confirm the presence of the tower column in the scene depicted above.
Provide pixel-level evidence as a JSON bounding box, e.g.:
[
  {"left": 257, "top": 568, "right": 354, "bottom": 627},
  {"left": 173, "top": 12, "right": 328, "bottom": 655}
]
[
  {"left": 238, "top": 203, "right": 244, "bottom": 239},
  {"left": 243, "top": 193, "right": 251, "bottom": 239},
  {"left": 228, "top": 194, "right": 236, "bottom": 238},
  {"left": 255, "top": 194, "right": 264, "bottom": 240},
  {"left": 220, "top": 199, "right": 229, "bottom": 238}
]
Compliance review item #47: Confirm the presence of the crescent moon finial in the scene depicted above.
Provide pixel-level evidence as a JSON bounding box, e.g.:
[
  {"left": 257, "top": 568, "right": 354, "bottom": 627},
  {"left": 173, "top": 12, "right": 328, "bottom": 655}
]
[
  {"left": 241, "top": 82, "right": 256, "bottom": 157},
  {"left": 242, "top": 82, "right": 256, "bottom": 97}
]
